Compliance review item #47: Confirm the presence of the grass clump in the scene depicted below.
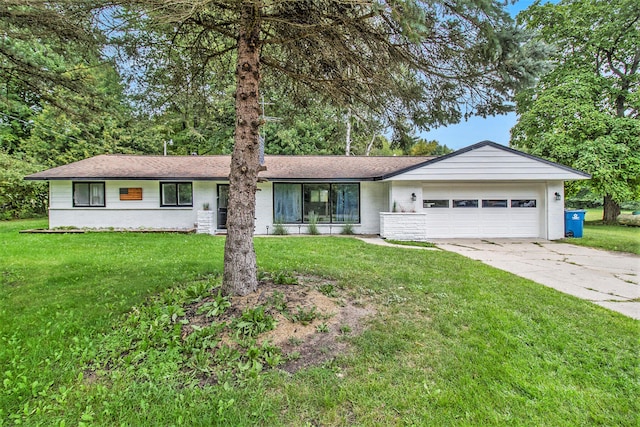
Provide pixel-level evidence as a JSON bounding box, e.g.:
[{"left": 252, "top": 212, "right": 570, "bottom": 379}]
[
  {"left": 386, "top": 239, "right": 437, "bottom": 248},
  {"left": 271, "top": 220, "right": 288, "bottom": 235},
  {"left": 340, "top": 221, "right": 355, "bottom": 235},
  {"left": 307, "top": 212, "right": 320, "bottom": 235}
]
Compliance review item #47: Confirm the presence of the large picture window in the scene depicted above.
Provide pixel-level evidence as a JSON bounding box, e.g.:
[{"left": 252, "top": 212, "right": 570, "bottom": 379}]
[
  {"left": 274, "top": 183, "right": 360, "bottom": 224},
  {"left": 161, "top": 182, "right": 193, "bottom": 207},
  {"left": 73, "top": 182, "right": 105, "bottom": 207}
]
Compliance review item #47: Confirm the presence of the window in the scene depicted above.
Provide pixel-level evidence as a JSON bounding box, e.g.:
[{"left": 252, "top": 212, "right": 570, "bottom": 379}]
[
  {"left": 273, "top": 183, "right": 360, "bottom": 224},
  {"left": 73, "top": 182, "right": 105, "bottom": 207},
  {"left": 453, "top": 199, "right": 478, "bottom": 208},
  {"left": 332, "top": 184, "right": 359, "bottom": 223},
  {"left": 161, "top": 182, "right": 193, "bottom": 206},
  {"left": 274, "top": 183, "right": 302, "bottom": 223},
  {"left": 511, "top": 199, "right": 536, "bottom": 208},
  {"left": 423, "top": 200, "right": 449, "bottom": 208},
  {"left": 304, "top": 184, "right": 330, "bottom": 222},
  {"left": 482, "top": 199, "right": 508, "bottom": 208}
]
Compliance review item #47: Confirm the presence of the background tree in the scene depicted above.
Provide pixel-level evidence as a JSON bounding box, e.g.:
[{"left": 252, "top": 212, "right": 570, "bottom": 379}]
[
  {"left": 512, "top": 0, "right": 640, "bottom": 222},
  {"left": 409, "top": 139, "right": 453, "bottom": 156}
]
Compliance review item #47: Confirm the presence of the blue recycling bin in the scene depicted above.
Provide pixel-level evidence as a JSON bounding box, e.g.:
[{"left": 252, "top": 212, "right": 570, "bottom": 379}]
[{"left": 564, "top": 210, "right": 586, "bottom": 238}]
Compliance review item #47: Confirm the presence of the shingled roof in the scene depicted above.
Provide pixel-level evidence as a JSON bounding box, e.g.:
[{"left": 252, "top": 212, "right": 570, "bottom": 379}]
[{"left": 24, "top": 154, "right": 435, "bottom": 181}]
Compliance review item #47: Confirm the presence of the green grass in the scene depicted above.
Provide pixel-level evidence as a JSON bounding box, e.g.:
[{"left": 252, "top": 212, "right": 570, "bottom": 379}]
[
  {"left": 385, "top": 239, "right": 437, "bottom": 248},
  {"left": 1, "top": 219, "right": 638, "bottom": 426},
  {"left": 562, "top": 208, "right": 640, "bottom": 254}
]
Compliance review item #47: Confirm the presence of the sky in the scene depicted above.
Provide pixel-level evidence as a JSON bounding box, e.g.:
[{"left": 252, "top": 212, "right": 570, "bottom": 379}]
[{"left": 420, "top": 0, "right": 555, "bottom": 150}]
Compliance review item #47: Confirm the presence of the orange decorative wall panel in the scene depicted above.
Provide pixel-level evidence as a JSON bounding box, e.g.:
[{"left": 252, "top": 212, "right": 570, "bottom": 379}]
[{"left": 119, "top": 188, "right": 143, "bottom": 201}]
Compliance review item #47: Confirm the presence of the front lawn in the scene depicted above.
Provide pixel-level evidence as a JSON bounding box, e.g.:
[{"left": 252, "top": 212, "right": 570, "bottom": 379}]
[{"left": 1, "top": 219, "right": 638, "bottom": 425}]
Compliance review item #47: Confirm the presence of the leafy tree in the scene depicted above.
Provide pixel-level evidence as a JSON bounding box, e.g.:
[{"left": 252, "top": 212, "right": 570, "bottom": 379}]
[
  {"left": 409, "top": 139, "right": 453, "bottom": 156},
  {"left": 0, "top": 1, "right": 105, "bottom": 112},
  {"left": 0, "top": 153, "right": 47, "bottom": 219},
  {"left": 512, "top": 0, "right": 640, "bottom": 222}
]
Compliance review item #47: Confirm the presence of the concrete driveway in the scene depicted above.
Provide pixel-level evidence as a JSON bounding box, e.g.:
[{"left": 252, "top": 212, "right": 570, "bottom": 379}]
[{"left": 431, "top": 239, "right": 639, "bottom": 320}]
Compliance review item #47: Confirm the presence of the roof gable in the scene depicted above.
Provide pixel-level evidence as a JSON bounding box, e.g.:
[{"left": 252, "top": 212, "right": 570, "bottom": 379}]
[{"left": 383, "top": 141, "right": 590, "bottom": 181}]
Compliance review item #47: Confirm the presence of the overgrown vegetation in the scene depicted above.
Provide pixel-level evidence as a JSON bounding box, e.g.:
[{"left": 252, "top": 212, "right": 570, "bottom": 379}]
[{"left": 1, "top": 219, "right": 638, "bottom": 425}]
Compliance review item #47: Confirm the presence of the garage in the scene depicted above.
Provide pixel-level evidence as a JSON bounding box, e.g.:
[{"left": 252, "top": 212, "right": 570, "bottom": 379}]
[
  {"left": 421, "top": 183, "right": 545, "bottom": 238},
  {"left": 381, "top": 141, "right": 589, "bottom": 240}
]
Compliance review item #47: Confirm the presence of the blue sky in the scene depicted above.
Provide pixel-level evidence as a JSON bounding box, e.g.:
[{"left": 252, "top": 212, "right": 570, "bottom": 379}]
[{"left": 420, "top": 0, "right": 554, "bottom": 150}]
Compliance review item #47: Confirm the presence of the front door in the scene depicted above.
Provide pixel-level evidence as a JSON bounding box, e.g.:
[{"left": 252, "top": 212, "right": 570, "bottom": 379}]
[{"left": 217, "top": 184, "right": 229, "bottom": 229}]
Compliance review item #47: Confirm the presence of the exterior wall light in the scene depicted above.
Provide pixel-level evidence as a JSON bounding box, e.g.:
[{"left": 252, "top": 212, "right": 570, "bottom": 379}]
[
  {"left": 554, "top": 192, "right": 561, "bottom": 201},
  {"left": 411, "top": 193, "right": 417, "bottom": 202}
]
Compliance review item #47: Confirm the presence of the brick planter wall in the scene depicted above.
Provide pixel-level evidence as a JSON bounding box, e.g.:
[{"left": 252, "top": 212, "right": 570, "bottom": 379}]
[{"left": 379, "top": 212, "right": 427, "bottom": 241}]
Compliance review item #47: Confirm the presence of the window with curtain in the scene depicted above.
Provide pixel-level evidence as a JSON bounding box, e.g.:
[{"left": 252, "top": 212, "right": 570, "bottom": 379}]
[
  {"left": 331, "top": 183, "right": 359, "bottom": 223},
  {"left": 273, "top": 183, "right": 360, "bottom": 224},
  {"left": 274, "top": 183, "right": 302, "bottom": 223},
  {"left": 161, "top": 183, "right": 193, "bottom": 206},
  {"left": 73, "top": 182, "right": 105, "bottom": 207}
]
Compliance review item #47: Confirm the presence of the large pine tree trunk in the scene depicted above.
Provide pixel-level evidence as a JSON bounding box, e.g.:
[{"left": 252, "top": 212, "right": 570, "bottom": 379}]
[
  {"left": 603, "top": 194, "right": 621, "bottom": 224},
  {"left": 222, "top": 7, "right": 261, "bottom": 296}
]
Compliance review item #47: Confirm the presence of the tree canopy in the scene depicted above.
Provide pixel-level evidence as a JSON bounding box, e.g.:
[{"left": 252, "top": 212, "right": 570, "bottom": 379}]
[{"left": 511, "top": 0, "right": 640, "bottom": 222}]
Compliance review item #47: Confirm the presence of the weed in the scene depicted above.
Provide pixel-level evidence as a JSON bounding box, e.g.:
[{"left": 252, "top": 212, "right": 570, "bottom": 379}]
[
  {"left": 318, "top": 283, "right": 338, "bottom": 298},
  {"left": 182, "top": 323, "right": 224, "bottom": 352},
  {"left": 287, "top": 351, "right": 301, "bottom": 361},
  {"left": 197, "top": 290, "right": 231, "bottom": 317},
  {"left": 339, "top": 325, "right": 352, "bottom": 334},
  {"left": 271, "top": 270, "right": 299, "bottom": 285},
  {"left": 266, "top": 291, "right": 288, "bottom": 313},
  {"left": 290, "top": 306, "right": 319, "bottom": 325},
  {"left": 316, "top": 323, "right": 329, "bottom": 333},
  {"left": 185, "top": 281, "right": 212, "bottom": 302},
  {"left": 232, "top": 306, "right": 278, "bottom": 338}
]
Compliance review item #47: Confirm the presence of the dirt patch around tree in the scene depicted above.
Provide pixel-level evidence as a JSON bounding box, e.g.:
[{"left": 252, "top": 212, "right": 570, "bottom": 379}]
[{"left": 182, "top": 275, "right": 375, "bottom": 375}]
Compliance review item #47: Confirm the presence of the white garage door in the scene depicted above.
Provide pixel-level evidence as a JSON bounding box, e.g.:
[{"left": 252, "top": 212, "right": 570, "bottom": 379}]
[{"left": 422, "top": 183, "right": 545, "bottom": 238}]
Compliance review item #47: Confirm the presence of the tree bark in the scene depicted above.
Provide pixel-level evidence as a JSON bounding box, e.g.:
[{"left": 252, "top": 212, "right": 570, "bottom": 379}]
[
  {"left": 603, "top": 194, "right": 621, "bottom": 224},
  {"left": 222, "top": 5, "right": 261, "bottom": 296},
  {"left": 345, "top": 107, "right": 352, "bottom": 156}
]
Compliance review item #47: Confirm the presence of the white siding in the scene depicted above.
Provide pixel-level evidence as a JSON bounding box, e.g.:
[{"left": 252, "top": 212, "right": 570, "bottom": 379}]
[
  {"left": 546, "top": 181, "right": 565, "bottom": 240},
  {"left": 390, "top": 145, "right": 588, "bottom": 181},
  {"left": 254, "top": 182, "right": 273, "bottom": 235},
  {"left": 359, "top": 181, "right": 387, "bottom": 234},
  {"left": 48, "top": 180, "right": 216, "bottom": 229}
]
